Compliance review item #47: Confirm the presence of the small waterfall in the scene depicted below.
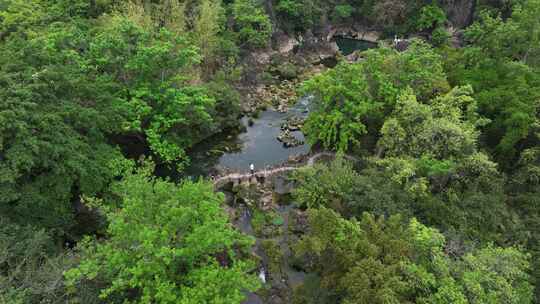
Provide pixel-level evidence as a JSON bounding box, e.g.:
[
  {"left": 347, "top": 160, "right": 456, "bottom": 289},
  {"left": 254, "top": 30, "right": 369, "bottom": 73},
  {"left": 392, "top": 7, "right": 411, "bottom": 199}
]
[
  {"left": 237, "top": 206, "right": 255, "bottom": 236},
  {"left": 258, "top": 268, "right": 266, "bottom": 283}
]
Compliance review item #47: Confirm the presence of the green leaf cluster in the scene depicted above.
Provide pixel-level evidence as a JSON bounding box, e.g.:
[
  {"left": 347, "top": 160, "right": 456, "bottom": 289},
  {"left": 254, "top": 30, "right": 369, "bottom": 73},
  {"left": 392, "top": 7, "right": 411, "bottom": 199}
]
[
  {"left": 65, "top": 168, "right": 259, "bottom": 303},
  {"left": 301, "top": 39, "right": 449, "bottom": 152},
  {"left": 293, "top": 208, "right": 534, "bottom": 304}
]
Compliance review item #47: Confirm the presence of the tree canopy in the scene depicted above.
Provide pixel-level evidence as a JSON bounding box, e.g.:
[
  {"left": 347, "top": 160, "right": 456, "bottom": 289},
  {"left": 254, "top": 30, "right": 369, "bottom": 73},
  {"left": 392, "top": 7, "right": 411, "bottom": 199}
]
[
  {"left": 65, "top": 165, "right": 259, "bottom": 303},
  {"left": 1, "top": 0, "right": 540, "bottom": 302}
]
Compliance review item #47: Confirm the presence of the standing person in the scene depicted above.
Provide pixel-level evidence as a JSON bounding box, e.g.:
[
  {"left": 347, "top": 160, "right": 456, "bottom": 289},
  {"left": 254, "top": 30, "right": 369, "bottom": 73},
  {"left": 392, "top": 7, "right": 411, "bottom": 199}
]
[{"left": 250, "top": 163, "right": 255, "bottom": 175}]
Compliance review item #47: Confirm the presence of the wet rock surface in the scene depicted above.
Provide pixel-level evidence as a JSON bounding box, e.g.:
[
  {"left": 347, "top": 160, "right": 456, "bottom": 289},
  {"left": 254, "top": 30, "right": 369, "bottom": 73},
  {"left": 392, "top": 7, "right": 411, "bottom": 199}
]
[
  {"left": 229, "top": 178, "right": 308, "bottom": 304},
  {"left": 277, "top": 129, "right": 304, "bottom": 148}
]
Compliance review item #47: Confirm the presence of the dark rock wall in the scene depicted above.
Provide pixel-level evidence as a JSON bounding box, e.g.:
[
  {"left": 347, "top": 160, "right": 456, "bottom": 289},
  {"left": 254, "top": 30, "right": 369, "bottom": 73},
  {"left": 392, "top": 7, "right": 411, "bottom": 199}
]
[{"left": 440, "top": 0, "right": 476, "bottom": 28}]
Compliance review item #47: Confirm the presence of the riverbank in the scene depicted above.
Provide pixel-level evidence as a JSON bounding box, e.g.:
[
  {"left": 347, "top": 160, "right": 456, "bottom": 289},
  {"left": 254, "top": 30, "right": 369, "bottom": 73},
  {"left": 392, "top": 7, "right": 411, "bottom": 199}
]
[{"left": 215, "top": 152, "right": 359, "bottom": 304}]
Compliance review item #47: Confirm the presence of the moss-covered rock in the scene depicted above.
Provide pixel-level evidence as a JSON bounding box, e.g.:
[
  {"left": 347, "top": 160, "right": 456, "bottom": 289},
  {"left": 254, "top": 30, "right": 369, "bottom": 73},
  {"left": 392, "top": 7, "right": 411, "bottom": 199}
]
[{"left": 276, "top": 62, "right": 299, "bottom": 80}]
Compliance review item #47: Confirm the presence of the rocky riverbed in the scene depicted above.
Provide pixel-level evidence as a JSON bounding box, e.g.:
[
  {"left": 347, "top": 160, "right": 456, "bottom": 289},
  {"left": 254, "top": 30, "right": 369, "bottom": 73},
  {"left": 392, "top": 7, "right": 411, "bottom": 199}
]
[{"left": 222, "top": 174, "right": 308, "bottom": 304}]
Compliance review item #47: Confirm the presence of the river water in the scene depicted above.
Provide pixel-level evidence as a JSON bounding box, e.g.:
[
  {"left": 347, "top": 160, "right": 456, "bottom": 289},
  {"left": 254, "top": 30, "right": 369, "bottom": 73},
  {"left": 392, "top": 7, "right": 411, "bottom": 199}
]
[
  {"left": 159, "top": 96, "right": 312, "bottom": 181},
  {"left": 335, "top": 36, "right": 378, "bottom": 56},
  {"left": 158, "top": 36, "right": 376, "bottom": 181},
  {"left": 219, "top": 97, "right": 312, "bottom": 172},
  {"left": 155, "top": 38, "right": 374, "bottom": 303}
]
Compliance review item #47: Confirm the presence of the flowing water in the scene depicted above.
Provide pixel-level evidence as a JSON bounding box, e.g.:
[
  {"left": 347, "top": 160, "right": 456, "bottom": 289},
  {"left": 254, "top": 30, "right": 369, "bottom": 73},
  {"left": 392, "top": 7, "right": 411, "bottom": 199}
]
[
  {"left": 154, "top": 96, "right": 315, "bottom": 303},
  {"left": 237, "top": 203, "right": 307, "bottom": 304},
  {"left": 236, "top": 205, "right": 267, "bottom": 304}
]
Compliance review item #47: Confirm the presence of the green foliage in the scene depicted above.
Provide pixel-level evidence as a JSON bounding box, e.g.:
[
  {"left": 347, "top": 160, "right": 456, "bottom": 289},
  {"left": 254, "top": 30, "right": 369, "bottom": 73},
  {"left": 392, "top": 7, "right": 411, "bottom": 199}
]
[
  {"left": 194, "top": 0, "right": 225, "bottom": 69},
  {"left": 301, "top": 63, "right": 379, "bottom": 151},
  {"left": 296, "top": 85, "right": 508, "bottom": 242},
  {"left": 276, "top": 62, "right": 299, "bottom": 80},
  {"left": 0, "top": 14, "right": 125, "bottom": 232},
  {"left": 301, "top": 40, "right": 449, "bottom": 152},
  {"left": 275, "top": 0, "right": 322, "bottom": 32},
  {"left": 251, "top": 208, "right": 267, "bottom": 236},
  {"left": 205, "top": 79, "right": 243, "bottom": 131},
  {"left": 378, "top": 86, "right": 485, "bottom": 160},
  {"left": 65, "top": 166, "right": 259, "bottom": 303},
  {"left": 292, "top": 158, "right": 362, "bottom": 212},
  {"left": 444, "top": 1, "right": 540, "bottom": 165},
  {"left": 431, "top": 26, "right": 451, "bottom": 46},
  {"left": 2, "top": 0, "right": 540, "bottom": 302},
  {"left": 457, "top": 245, "right": 533, "bottom": 303},
  {"left": 415, "top": 4, "right": 447, "bottom": 31},
  {"left": 0, "top": 0, "right": 245, "bottom": 238},
  {"left": 0, "top": 0, "right": 245, "bottom": 235},
  {"left": 273, "top": 0, "right": 440, "bottom": 34},
  {"left": 90, "top": 15, "right": 216, "bottom": 164},
  {"left": 262, "top": 239, "right": 282, "bottom": 277},
  {"left": 272, "top": 215, "right": 285, "bottom": 226},
  {"left": 332, "top": 4, "right": 354, "bottom": 21},
  {"left": 508, "top": 144, "right": 540, "bottom": 300},
  {"left": 375, "top": 87, "right": 509, "bottom": 241},
  {"left": 293, "top": 208, "right": 534, "bottom": 304},
  {"left": 361, "top": 39, "right": 450, "bottom": 103},
  {"left": 232, "top": 0, "right": 272, "bottom": 48},
  {"left": 0, "top": 220, "right": 76, "bottom": 304}
]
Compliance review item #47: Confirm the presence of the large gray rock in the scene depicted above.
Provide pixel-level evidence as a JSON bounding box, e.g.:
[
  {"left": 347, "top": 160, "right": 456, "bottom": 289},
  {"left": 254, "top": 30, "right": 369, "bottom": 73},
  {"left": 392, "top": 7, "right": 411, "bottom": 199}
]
[
  {"left": 273, "top": 175, "right": 295, "bottom": 195},
  {"left": 276, "top": 34, "right": 300, "bottom": 54}
]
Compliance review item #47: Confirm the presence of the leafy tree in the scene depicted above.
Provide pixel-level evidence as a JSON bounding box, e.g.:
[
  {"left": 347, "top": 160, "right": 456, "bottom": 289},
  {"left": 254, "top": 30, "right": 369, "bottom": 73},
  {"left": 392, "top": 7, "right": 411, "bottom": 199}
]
[
  {"left": 65, "top": 165, "right": 259, "bottom": 303},
  {"left": 89, "top": 15, "right": 218, "bottom": 164},
  {"left": 378, "top": 86, "right": 485, "bottom": 160},
  {"left": 297, "top": 86, "right": 510, "bottom": 241},
  {"left": 194, "top": 0, "right": 225, "bottom": 71},
  {"left": 361, "top": 40, "right": 449, "bottom": 103},
  {"left": 293, "top": 208, "right": 534, "bottom": 304},
  {"left": 415, "top": 4, "right": 447, "bottom": 31},
  {"left": 431, "top": 26, "right": 451, "bottom": 46},
  {"left": 508, "top": 144, "right": 540, "bottom": 300},
  {"left": 377, "top": 87, "right": 510, "bottom": 241},
  {"left": 0, "top": 15, "right": 125, "bottom": 233},
  {"left": 0, "top": 219, "right": 77, "bottom": 304},
  {"left": 0, "top": 0, "right": 243, "bottom": 237},
  {"left": 232, "top": 0, "right": 272, "bottom": 48},
  {"left": 372, "top": 0, "right": 408, "bottom": 33},
  {"left": 275, "top": 0, "right": 323, "bottom": 32},
  {"left": 456, "top": 245, "right": 533, "bottom": 304},
  {"left": 293, "top": 208, "right": 413, "bottom": 304},
  {"left": 301, "top": 40, "right": 449, "bottom": 152},
  {"left": 301, "top": 63, "right": 381, "bottom": 151},
  {"left": 292, "top": 158, "right": 415, "bottom": 218},
  {"left": 292, "top": 158, "right": 362, "bottom": 211},
  {"left": 205, "top": 78, "right": 243, "bottom": 132},
  {"left": 332, "top": 4, "right": 354, "bottom": 22},
  {"left": 443, "top": 1, "right": 540, "bottom": 166}
]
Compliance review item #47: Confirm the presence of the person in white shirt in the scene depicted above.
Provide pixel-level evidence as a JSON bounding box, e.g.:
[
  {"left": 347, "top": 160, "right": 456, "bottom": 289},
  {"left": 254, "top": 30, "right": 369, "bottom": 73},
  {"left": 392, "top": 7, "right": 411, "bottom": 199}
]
[{"left": 250, "top": 163, "right": 255, "bottom": 175}]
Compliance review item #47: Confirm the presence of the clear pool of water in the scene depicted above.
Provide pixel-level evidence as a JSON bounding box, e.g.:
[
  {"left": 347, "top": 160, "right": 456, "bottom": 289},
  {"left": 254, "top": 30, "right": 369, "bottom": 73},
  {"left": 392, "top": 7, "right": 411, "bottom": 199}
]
[{"left": 335, "top": 36, "right": 377, "bottom": 56}]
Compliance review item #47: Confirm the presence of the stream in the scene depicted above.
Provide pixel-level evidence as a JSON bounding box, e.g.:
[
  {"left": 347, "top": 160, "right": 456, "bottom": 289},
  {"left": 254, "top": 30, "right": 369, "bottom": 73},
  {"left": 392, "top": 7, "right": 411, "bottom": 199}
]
[
  {"left": 219, "top": 97, "right": 312, "bottom": 172},
  {"left": 158, "top": 36, "right": 376, "bottom": 181},
  {"left": 156, "top": 37, "right": 375, "bottom": 303},
  {"left": 236, "top": 202, "right": 307, "bottom": 304},
  {"left": 157, "top": 96, "right": 312, "bottom": 182},
  {"left": 164, "top": 97, "right": 313, "bottom": 303}
]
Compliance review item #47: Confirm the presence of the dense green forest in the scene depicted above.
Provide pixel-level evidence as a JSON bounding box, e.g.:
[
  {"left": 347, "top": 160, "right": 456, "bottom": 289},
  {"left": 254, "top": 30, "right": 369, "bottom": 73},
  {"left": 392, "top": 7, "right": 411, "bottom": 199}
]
[{"left": 0, "top": 0, "right": 539, "bottom": 303}]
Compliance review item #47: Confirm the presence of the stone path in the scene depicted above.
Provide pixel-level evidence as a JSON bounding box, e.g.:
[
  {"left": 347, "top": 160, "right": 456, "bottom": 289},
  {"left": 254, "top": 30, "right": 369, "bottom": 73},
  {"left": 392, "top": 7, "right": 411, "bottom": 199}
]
[{"left": 213, "top": 152, "right": 358, "bottom": 187}]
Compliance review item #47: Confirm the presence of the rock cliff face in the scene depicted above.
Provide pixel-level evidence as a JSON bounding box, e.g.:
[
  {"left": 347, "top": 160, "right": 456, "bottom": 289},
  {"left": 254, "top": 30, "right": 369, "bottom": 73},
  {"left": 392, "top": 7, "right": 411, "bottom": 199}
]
[
  {"left": 262, "top": 0, "right": 476, "bottom": 43},
  {"left": 440, "top": 0, "right": 476, "bottom": 28}
]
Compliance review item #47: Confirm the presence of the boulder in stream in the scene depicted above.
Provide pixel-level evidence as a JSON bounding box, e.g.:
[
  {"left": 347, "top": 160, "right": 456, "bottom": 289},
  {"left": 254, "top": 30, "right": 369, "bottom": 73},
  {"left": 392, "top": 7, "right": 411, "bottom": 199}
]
[{"left": 276, "top": 129, "right": 304, "bottom": 148}]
